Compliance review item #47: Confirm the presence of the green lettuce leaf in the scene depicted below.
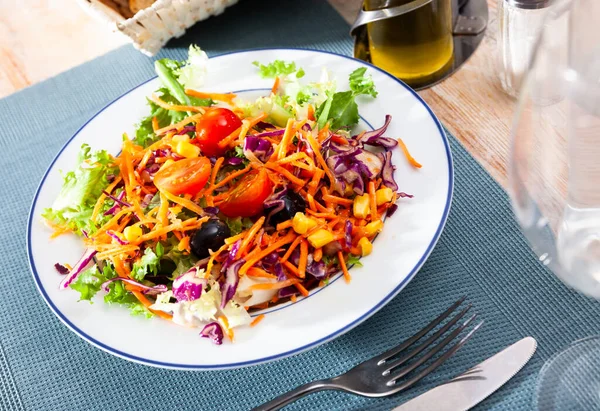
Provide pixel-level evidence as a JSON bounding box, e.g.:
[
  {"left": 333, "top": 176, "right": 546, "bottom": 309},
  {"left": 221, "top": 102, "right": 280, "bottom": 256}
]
[
  {"left": 42, "top": 144, "right": 119, "bottom": 236},
  {"left": 253, "top": 60, "right": 299, "bottom": 78},
  {"left": 131, "top": 246, "right": 163, "bottom": 281}
]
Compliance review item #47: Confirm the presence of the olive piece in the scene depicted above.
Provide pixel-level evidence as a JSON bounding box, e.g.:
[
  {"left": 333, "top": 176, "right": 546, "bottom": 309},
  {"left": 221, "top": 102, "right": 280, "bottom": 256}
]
[
  {"left": 270, "top": 192, "right": 307, "bottom": 226},
  {"left": 190, "top": 219, "right": 231, "bottom": 259}
]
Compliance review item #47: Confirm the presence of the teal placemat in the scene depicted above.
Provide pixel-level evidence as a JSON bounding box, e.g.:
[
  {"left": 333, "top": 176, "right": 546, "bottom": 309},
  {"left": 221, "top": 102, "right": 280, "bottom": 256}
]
[{"left": 1, "top": 0, "right": 599, "bottom": 409}]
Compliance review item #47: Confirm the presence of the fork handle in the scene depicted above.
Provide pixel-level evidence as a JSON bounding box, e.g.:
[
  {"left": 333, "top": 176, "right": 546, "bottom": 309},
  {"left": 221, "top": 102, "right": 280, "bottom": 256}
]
[{"left": 252, "top": 379, "right": 336, "bottom": 411}]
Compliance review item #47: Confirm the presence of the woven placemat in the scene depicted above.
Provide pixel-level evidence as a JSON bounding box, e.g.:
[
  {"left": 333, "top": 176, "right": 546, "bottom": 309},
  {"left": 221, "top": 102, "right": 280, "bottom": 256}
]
[{"left": 1, "top": 0, "right": 599, "bottom": 409}]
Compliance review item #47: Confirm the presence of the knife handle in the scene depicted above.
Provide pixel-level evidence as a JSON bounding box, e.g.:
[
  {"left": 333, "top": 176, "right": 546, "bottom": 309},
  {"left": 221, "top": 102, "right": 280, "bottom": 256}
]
[{"left": 252, "top": 379, "right": 336, "bottom": 411}]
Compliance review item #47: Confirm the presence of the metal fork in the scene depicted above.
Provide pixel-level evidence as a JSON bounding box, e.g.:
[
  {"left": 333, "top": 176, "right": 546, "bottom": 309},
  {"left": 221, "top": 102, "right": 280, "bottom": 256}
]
[{"left": 253, "top": 297, "right": 483, "bottom": 411}]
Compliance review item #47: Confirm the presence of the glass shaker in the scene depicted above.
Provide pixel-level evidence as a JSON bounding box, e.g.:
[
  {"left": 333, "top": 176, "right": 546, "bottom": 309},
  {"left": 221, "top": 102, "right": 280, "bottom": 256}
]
[{"left": 498, "top": 0, "right": 551, "bottom": 97}]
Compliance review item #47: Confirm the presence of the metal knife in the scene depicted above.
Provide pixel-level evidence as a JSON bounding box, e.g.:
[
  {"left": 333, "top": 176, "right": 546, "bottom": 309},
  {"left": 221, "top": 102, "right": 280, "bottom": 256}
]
[{"left": 393, "top": 337, "right": 538, "bottom": 411}]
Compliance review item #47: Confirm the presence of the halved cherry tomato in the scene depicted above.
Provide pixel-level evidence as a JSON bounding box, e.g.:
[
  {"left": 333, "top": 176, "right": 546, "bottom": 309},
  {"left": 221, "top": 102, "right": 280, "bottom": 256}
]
[
  {"left": 219, "top": 168, "right": 274, "bottom": 217},
  {"left": 194, "top": 108, "right": 242, "bottom": 157},
  {"left": 154, "top": 157, "right": 211, "bottom": 195}
]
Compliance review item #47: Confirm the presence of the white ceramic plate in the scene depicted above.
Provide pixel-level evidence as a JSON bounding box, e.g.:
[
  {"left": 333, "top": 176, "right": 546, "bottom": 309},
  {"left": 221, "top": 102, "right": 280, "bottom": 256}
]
[{"left": 27, "top": 49, "right": 453, "bottom": 370}]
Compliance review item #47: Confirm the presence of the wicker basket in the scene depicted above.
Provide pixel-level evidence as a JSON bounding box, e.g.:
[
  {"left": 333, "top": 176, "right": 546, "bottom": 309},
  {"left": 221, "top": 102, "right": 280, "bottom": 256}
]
[{"left": 78, "top": 0, "right": 238, "bottom": 56}]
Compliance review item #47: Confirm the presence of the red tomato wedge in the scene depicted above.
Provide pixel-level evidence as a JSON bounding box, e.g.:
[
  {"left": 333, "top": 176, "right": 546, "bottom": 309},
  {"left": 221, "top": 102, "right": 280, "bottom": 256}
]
[
  {"left": 219, "top": 168, "right": 274, "bottom": 217},
  {"left": 154, "top": 157, "right": 211, "bottom": 196},
  {"left": 194, "top": 107, "right": 242, "bottom": 158}
]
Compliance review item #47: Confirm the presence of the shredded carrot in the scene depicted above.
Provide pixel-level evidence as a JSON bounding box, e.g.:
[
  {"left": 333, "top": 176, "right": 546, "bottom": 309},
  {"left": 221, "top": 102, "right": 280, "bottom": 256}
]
[
  {"left": 95, "top": 245, "right": 139, "bottom": 260},
  {"left": 225, "top": 232, "right": 246, "bottom": 245},
  {"left": 178, "top": 236, "right": 191, "bottom": 253},
  {"left": 271, "top": 76, "right": 280, "bottom": 94},
  {"left": 212, "top": 165, "right": 251, "bottom": 190},
  {"left": 218, "top": 113, "right": 267, "bottom": 148},
  {"left": 250, "top": 314, "right": 265, "bottom": 327},
  {"left": 247, "top": 267, "right": 278, "bottom": 279},
  {"left": 265, "top": 163, "right": 305, "bottom": 187},
  {"left": 185, "top": 89, "right": 237, "bottom": 104},
  {"left": 251, "top": 302, "right": 270, "bottom": 310},
  {"left": 298, "top": 239, "right": 308, "bottom": 278},
  {"left": 131, "top": 291, "right": 173, "bottom": 320},
  {"left": 282, "top": 260, "right": 301, "bottom": 278},
  {"left": 306, "top": 193, "right": 317, "bottom": 212},
  {"left": 338, "top": 251, "right": 351, "bottom": 283},
  {"left": 237, "top": 216, "right": 265, "bottom": 258},
  {"left": 159, "top": 189, "right": 204, "bottom": 216},
  {"left": 276, "top": 118, "right": 296, "bottom": 160},
  {"left": 281, "top": 235, "right": 303, "bottom": 263},
  {"left": 250, "top": 278, "right": 299, "bottom": 291},
  {"left": 210, "top": 157, "right": 225, "bottom": 188},
  {"left": 217, "top": 125, "right": 243, "bottom": 149},
  {"left": 290, "top": 294, "right": 298, "bottom": 302},
  {"left": 240, "top": 231, "right": 296, "bottom": 275},
  {"left": 314, "top": 247, "right": 323, "bottom": 262},
  {"left": 90, "top": 176, "right": 123, "bottom": 221},
  {"left": 397, "top": 138, "right": 423, "bottom": 168},
  {"left": 368, "top": 180, "right": 378, "bottom": 221},
  {"left": 150, "top": 94, "right": 205, "bottom": 114},
  {"left": 155, "top": 113, "right": 203, "bottom": 136},
  {"left": 307, "top": 104, "right": 315, "bottom": 121},
  {"left": 218, "top": 316, "right": 235, "bottom": 341},
  {"left": 276, "top": 152, "right": 311, "bottom": 166},
  {"left": 304, "top": 130, "right": 336, "bottom": 184},
  {"left": 92, "top": 207, "right": 134, "bottom": 237},
  {"left": 276, "top": 220, "right": 293, "bottom": 231},
  {"left": 322, "top": 194, "right": 353, "bottom": 206},
  {"left": 317, "top": 122, "right": 329, "bottom": 142},
  {"left": 206, "top": 242, "right": 231, "bottom": 278},
  {"left": 152, "top": 116, "right": 159, "bottom": 132},
  {"left": 308, "top": 168, "right": 324, "bottom": 196},
  {"left": 133, "top": 217, "right": 208, "bottom": 245}
]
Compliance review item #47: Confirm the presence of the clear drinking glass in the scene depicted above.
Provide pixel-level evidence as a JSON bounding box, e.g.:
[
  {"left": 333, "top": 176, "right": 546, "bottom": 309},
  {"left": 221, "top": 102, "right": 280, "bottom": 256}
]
[{"left": 509, "top": 0, "right": 600, "bottom": 408}]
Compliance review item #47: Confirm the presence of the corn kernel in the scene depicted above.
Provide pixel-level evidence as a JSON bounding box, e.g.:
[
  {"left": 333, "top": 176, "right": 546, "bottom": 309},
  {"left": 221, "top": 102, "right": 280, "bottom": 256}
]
[
  {"left": 175, "top": 140, "right": 200, "bottom": 158},
  {"left": 376, "top": 187, "right": 394, "bottom": 205},
  {"left": 364, "top": 220, "right": 384, "bottom": 237},
  {"left": 357, "top": 237, "right": 373, "bottom": 256},
  {"left": 123, "top": 225, "right": 143, "bottom": 242},
  {"left": 171, "top": 134, "right": 190, "bottom": 144},
  {"left": 161, "top": 159, "right": 175, "bottom": 170},
  {"left": 307, "top": 229, "right": 335, "bottom": 248},
  {"left": 292, "top": 212, "right": 318, "bottom": 235},
  {"left": 353, "top": 194, "right": 370, "bottom": 219}
]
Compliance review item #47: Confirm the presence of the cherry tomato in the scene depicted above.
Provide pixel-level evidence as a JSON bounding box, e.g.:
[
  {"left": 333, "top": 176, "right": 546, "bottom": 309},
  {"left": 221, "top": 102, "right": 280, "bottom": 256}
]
[
  {"left": 219, "top": 168, "right": 274, "bottom": 217},
  {"left": 154, "top": 157, "right": 211, "bottom": 195},
  {"left": 194, "top": 108, "right": 242, "bottom": 157}
]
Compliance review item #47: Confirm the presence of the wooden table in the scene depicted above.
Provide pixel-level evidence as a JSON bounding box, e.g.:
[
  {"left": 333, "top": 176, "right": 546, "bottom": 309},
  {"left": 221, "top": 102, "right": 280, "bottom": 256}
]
[{"left": 0, "top": 0, "right": 513, "bottom": 187}]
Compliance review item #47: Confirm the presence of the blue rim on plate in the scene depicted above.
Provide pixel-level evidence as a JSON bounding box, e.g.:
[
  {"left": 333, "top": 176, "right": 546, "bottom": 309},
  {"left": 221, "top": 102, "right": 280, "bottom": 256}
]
[{"left": 26, "top": 48, "right": 454, "bottom": 370}]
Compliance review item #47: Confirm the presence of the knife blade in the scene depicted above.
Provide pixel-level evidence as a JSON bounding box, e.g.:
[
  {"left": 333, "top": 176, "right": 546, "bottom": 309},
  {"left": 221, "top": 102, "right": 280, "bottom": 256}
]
[{"left": 393, "top": 337, "right": 537, "bottom": 411}]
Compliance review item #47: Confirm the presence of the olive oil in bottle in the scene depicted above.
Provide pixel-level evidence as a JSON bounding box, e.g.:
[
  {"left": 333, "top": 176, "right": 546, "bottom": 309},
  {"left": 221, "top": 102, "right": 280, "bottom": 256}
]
[{"left": 365, "top": 0, "right": 454, "bottom": 86}]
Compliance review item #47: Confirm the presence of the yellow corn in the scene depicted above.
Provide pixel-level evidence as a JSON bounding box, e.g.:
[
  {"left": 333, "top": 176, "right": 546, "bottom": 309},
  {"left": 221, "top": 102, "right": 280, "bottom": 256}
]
[
  {"left": 307, "top": 229, "right": 334, "bottom": 248},
  {"left": 292, "top": 212, "right": 318, "bottom": 235},
  {"left": 123, "top": 225, "right": 143, "bottom": 242},
  {"left": 161, "top": 159, "right": 175, "bottom": 170},
  {"left": 175, "top": 141, "right": 200, "bottom": 158},
  {"left": 357, "top": 237, "right": 373, "bottom": 256},
  {"left": 364, "top": 220, "right": 384, "bottom": 237},
  {"left": 353, "top": 194, "right": 370, "bottom": 219},
  {"left": 376, "top": 187, "right": 394, "bottom": 205},
  {"left": 171, "top": 134, "right": 190, "bottom": 144}
]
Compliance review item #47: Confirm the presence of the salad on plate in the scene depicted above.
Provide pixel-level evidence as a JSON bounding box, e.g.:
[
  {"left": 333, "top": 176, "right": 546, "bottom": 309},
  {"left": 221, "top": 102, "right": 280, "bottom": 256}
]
[{"left": 43, "top": 46, "right": 421, "bottom": 345}]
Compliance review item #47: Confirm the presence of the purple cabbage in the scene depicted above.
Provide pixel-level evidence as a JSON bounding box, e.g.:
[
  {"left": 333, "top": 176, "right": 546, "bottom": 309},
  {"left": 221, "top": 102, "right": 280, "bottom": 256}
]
[
  {"left": 200, "top": 322, "right": 224, "bottom": 345},
  {"left": 224, "top": 157, "right": 244, "bottom": 166},
  {"left": 398, "top": 192, "right": 414, "bottom": 198},
  {"left": 279, "top": 286, "right": 298, "bottom": 298},
  {"left": 355, "top": 115, "right": 397, "bottom": 150},
  {"left": 103, "top": 190, "right": 131, "bottom": 208},
  {"left": 256, "top": 121, "right": 276, "bottom": 130},
  {"left": 253, "top": 129, "right": 285, "bottom": 138},
  {"left": 306, "top": 257, "right": 326, "bottom": 279},
  {"left": 59, "top": 249, "right": 97, "bottom": 289},
  {"left": 106, "top": 230, "right": 128, "bottom": 245},
  {"left": 153, "top": 148, "right": 171, "bottom": 158},
  {"left": 221, "top": 240, "right": 241, "bottom": 272},
  {"left": 381, "top": 151, "right": 398, "bottom": 191},
  {"left": 101, "top": 277, "right": 167, "bottom": 295},
  {"left": 264, "top": 188, "right": 288, "bottom": 222},
  {"left": 261, "top": 251, "right": 280, "bottom": 269},
  {"left": 387, "top": 203, "right": 399, "bottom": 217},
  {"left": 221, "top": 259, "right": 244, "bottom": 308},
  {"left": 302, "top": 123, "right": 312, "bottom": 131},
  {"left": 243, "top": 136, "right": 274, "bottom": 163},
  {"left": 172, "top": 270, "right": 207, "bottom": 302},
  {"left": 54, "top": 263, "right": 69, "bottom": 275},
  {"left": 204, "top": 206, "right": 220, "bottom": 215},
  {"left": 344, "top": 220, "right": 352, "bottom": 250},
  {"left": 145, "top": 163, "right": 161, "bottom": 175},
  {"left": 140, "top": 194, "right": 155, "bottom": 209},
  {"left": 176, "top": 125, "right": 196, "bottom": 135}
]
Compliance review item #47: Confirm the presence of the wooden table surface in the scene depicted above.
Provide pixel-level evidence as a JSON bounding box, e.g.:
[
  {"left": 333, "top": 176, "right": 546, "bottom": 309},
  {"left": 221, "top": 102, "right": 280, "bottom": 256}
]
[{"left": 0, "top": 0, "right": 513, "bottom": 187}]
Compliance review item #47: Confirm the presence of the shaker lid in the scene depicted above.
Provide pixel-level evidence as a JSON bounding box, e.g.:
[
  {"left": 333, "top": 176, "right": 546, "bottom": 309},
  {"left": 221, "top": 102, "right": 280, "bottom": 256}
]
[{"left": 506, "top": 0, "right": 551, "bottom": 9}]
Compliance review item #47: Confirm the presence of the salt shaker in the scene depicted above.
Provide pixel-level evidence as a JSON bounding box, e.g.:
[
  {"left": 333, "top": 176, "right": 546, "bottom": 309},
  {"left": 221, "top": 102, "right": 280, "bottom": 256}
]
[{"left": 498, "top": 0, "right": 552, "bottom": 97}]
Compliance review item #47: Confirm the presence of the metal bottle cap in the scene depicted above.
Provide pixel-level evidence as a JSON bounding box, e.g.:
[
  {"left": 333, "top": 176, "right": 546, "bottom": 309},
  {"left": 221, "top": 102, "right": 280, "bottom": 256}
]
[{"left": 506, "top": 0, "right": 551, "bottom": 9}]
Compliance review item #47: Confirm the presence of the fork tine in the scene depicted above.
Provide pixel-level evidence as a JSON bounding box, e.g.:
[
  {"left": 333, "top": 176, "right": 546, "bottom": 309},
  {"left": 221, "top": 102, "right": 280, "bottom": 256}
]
[
  {"left": 386, "top": 314, "right": 478, "bottom": 385},
  {"left": 390, "top": 321, "right": 484, "bottom": 391},
  {"left": 376, "top": 296, "right": 467, "bottom": 365},
  {"left": 381, "top": 304, "right": 472, "bottom": 375}
]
